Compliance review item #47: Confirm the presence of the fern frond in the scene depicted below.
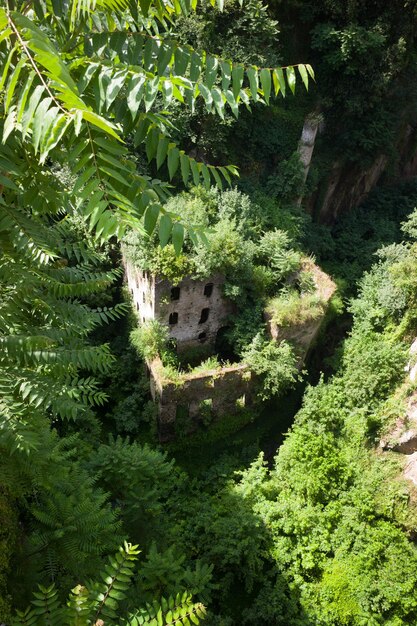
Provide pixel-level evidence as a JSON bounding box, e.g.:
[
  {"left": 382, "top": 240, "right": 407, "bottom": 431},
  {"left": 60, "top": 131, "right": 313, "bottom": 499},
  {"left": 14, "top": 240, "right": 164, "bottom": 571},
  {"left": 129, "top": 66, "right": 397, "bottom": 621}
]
[{"left": 126, "top": 592, "right": 207, "bottom": 625}]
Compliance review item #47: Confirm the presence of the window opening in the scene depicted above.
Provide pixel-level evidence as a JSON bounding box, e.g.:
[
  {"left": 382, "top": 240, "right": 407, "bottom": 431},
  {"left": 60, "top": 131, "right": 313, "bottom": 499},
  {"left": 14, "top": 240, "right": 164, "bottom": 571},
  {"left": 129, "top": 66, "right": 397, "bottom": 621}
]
[
  {"left": 142, "top": 292, "right": 146, "bottom": 303},
  {"left": 169, "top": 312, "right": 178, "bottom": 325},
  {"left": 198, "top": 332, "right": 207, "bottom": 343},
  {"left": 204, "top": 283, "right": 213, "bottom": 297},
  {"left": 199, "top": 308, "right": 210, "bottom": 324},
  {"left": 171, "top": 287, "right": 180, "bottom": 301}
]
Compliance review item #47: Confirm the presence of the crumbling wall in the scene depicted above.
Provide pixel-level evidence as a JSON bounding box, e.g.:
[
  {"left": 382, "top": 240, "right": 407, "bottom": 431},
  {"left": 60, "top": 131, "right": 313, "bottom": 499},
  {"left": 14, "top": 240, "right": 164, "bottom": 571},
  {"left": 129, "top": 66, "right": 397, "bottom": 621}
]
[
  {"left": 124, "top": 258, "right": 234, "bottom": 351},
  {"left": 265, "top": 261, "right": 337, "bottom": 363},
  {"left": 149, "top": 358, "right": 252, "bottom": 442},
  {"left": 124, "top": 260, "right": 155, "bottom": 324},
  {"left": 154, "top": 273, "right": 234, "bottom": 351}
]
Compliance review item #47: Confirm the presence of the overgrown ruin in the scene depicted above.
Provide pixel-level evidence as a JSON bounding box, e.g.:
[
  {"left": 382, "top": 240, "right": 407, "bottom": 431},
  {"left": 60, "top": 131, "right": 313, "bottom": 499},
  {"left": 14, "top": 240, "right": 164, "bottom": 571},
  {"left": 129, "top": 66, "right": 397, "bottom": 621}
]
[{"left": 124, "top": 255, "right": 336, "bottom": 441}]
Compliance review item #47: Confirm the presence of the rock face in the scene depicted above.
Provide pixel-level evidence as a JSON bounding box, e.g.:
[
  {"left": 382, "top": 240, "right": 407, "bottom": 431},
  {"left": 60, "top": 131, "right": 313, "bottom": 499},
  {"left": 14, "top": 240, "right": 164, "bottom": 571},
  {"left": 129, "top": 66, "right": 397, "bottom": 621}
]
[
  {"left": 306, "top": 123, "right": 417, "bottom": 223},
  {"left": 380, "top": 338, "right": 417, "bottom": 486},
  {"left": 380, "top": 393, "right": 417, "bottom": 456},
  {"left": 296, "top": 114, "right": 320, "bottom": 207},
  {"left": 404, "top": 453, "right": 417, "bottom": 486}
]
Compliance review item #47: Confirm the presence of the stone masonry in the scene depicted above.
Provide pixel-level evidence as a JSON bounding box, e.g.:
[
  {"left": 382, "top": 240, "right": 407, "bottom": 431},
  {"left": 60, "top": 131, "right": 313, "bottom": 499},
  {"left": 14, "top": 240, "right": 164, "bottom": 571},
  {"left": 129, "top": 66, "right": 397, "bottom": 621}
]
[
  {"left": 148, "top": 357, "right": 253, "bottom": 442},
  {"left": 125, "top": 259, "right": 234, "bottom": 352}
]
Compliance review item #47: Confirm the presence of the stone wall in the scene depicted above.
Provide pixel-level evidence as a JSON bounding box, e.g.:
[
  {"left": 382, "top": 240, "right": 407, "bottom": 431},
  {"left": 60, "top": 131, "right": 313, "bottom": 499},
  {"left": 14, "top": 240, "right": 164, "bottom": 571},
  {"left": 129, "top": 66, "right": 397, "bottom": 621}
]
[
  {"left": 265, "top": 260, "right": 337, "bottom": 364},
  {"left": 124, "top": 257, "right": 234, "bottom": 352},
  {"left": 124, "top": 261, "right": 155, "bottom": 324},
  {"left": 154, "top": 273, "right": 234, "bottom": 351},
  {"left": 148, "top": 358, "right": 253, "bottom": 442}
]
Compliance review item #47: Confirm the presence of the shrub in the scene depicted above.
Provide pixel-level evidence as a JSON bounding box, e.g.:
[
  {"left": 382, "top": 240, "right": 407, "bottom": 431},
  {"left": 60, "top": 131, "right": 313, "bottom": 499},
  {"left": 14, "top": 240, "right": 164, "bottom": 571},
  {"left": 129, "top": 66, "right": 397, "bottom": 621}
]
[
  {"left": 130, "top": 320, "right": 168, "bottom": 361},
  {"left": 242, "top": 334, "right": 299, "bottom": 400},
  {"left": 256, "top": 229, "right": 301, "bottom": 282}
]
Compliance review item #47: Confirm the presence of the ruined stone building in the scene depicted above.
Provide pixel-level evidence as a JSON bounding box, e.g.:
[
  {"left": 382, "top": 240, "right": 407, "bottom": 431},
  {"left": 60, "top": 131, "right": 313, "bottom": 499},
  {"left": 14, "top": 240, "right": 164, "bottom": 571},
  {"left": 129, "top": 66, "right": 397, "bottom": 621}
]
[
  {"left": 125, "top": 261, "right": 234, "bottom": 352},
  {"left": 124, "top": 256, "right": 336, "bottom": 441}
]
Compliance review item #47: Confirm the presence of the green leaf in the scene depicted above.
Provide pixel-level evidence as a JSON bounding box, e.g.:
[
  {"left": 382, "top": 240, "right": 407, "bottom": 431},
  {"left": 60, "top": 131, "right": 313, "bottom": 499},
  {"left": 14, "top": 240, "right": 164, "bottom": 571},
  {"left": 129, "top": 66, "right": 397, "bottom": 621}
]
[
  {"left": 189, "top": 51, "right": 202, "bottom": 82},
  {"left": 159, "top": 213, "right": 172, "bottom": 247},
  {"left": 298, "top": 64, "right": 309, "bottom": 90},
  {"left": 211, "top": 87, "right": 224, "bottom": 119},
  {"left": 32, "top": 97, "right": 53, "bottom": 153},
  {"left": 105, "top": 69, "right": 126, "bottom": 110},
  {"left": 201, "top": 163, "right": 211, "bottom": 188},
  {"left": 139, "top": 0, "right": 152, "bottom": 18},
  {"left": 133, "top": 115, "right": 150, "bottom": 146},
  {"left": 174, "top": 47, "right": 190, "bottom": 76},
  {"left": 260, "top": 68, "right": 271, "bottom": 104},
  {"left": 220, "top": 60, "right": 232, "bottom": 91},
  {"left": 157, "top": 42, "right": 173, "bottom": 76},
  {"left": 232, "top": 65, "right": 244, "bottom": 100},
  {"left": 198, "top": 83, "right": 213, "bottom": 109},
  {"left": 144, "top": 75, "right": 159, "bottom": 111},
  {"left": 180, "top": 152, "right": 190, "bottom": 185},
  {"left": 224, "top": 90, "right": 238, "bottom": 118},
  {"left": 82, "top": 110, "right": 121, "bottom": 140},
  {"left": 162, "top": 79, "right": 173, "bottom": 106},
  {"left": 273, "top": 67, "right": 286, "bottom": 97},
  {"left": 127, "top": 74, "right": 146, "bottom": 119},
  {"left": 21, "top": 84, "right": 44, "bottom": 139},
  {"left": 5, "top": 57, "right": 26, "bottom": 114},
  {"left": 306, "top": 63, "right": 315, "bottom": 80},
  {"left": 208, "top": 165, "right": 223, "bottom": 190},
  {"left": 190, "top": 159, "right": 200, "bottom": 186},
  {"left": 172, "top": 222, "right": 184, "bottom": 255},
  {"left": 143, "top": 37, "right": 155, "bottom": 71},
  {"left": 286, "top": 66, "right": 296, "bottom": 94},
  {"left": 167, "top": 145, "right": 180, "bottom": 179},
  {"left": 145, "top": 126, "right": 159, "bottom": 161},
  {"left": 156, "top": 135, "right": 169, "bottom": 169},
  {"left": 144, "top": 203, "right": 160, "bottom": 235},
  {"left": 246, "top": 66, "right": 258, "bottom": 102},
  {"left": 205, "top": 55, "right": 218, "bottom": 89},
  {"left": 0, "top": 44, "right": 18, "bottom": 92}
]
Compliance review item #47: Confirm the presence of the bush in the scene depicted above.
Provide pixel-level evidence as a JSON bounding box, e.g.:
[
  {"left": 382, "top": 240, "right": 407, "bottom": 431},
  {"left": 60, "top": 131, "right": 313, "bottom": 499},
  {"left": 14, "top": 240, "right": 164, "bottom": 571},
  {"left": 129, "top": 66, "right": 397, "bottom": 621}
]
[
  {"left": 256, "top": 229, "right": 301, "bottom": 282},
  {"left": 130, "top": 320, "right": 168, "bottom": 361},
  {"left": 242, "top": 334, "right": 299, "bottom": 400}
]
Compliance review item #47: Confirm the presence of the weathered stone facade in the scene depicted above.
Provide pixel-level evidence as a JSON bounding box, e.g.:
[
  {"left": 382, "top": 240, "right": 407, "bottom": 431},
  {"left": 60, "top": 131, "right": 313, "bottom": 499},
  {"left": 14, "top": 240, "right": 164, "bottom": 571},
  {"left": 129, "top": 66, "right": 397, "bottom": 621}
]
[
  {"left": 148, "top": 357, "right": 253, "bottom": 442},
  {"left": 265, "top": 260, "right": 337, "bottom": 364},
  {"left": 125, "top": 259, "right": 234, "bottom": 351}
]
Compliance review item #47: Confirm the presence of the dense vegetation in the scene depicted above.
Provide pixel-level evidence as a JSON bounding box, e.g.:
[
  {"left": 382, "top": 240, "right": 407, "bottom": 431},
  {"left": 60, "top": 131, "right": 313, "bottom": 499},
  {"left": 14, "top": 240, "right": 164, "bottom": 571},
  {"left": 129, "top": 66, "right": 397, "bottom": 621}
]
[
  {"left": 124, "top": 186, "right": 325, "bottom": 398},
  {"left": 2, "top": 0, "right": 417, "bottom": 625}
]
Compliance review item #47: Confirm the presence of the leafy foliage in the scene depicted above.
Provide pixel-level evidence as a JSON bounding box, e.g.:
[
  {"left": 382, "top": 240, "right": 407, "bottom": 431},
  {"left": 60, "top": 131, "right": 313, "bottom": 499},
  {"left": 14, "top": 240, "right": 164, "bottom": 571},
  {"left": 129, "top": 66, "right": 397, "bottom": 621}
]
[
  {"left": 13, "top": 542, "right": 206, "bottom": 626},
  {"left": 242, "top": 334, "right": 299, "bottom": 399}
]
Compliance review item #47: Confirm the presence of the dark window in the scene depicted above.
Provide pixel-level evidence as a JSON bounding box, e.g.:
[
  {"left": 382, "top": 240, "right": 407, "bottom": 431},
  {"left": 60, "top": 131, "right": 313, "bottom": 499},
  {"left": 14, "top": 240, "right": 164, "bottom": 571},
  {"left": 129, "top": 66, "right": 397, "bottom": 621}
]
[
  {"left": 169, "top": 312, "right": 178, "bottom": 325},
  {"left": 204, "top": 283, "right": 213, "bottom": 297},
  {"left": 171, "top": 287, "right": 180, "bottom": 301},
  {"left": 198, "top": 332, "right": 207, "bottom": 343},
  {"left": 142, "top": 317, "right": 145, "bottom": 323},
  {"left": 199, "top": 308, "right": 209, "bottom": 324},
  {"left": 136, "top": 302, "right": 139, "bottom": 311}
]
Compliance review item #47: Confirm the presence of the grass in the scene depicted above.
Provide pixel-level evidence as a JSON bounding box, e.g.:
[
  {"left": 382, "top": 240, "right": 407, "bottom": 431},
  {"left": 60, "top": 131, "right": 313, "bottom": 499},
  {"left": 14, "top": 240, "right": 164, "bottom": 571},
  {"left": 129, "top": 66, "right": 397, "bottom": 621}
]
[{"left": 267, "top": 289, "right": 325, "bottom": 327}]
